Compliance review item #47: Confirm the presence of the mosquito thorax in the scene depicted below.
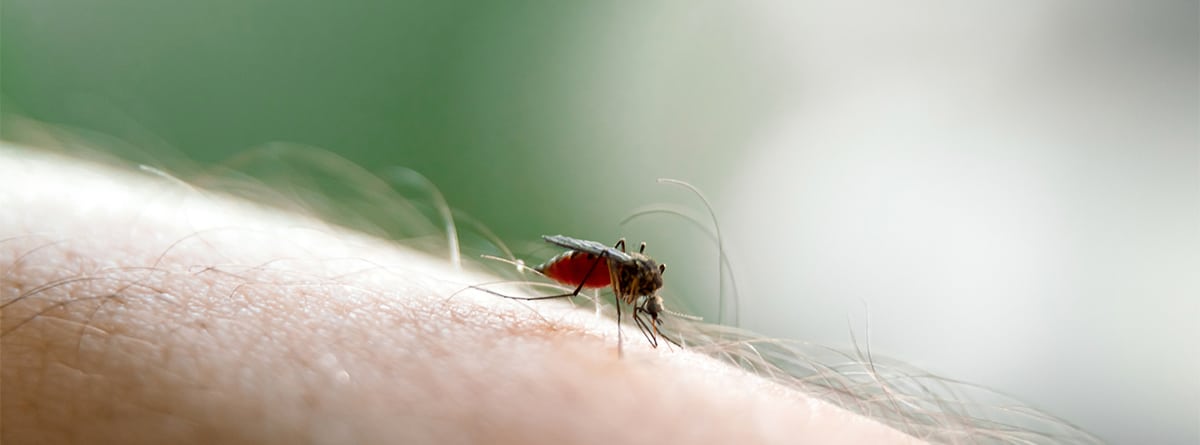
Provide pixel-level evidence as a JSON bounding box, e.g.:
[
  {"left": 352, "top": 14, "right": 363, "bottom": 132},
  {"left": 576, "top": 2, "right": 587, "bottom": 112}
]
[{"left": 612, "top": 252, "right": 663, "bottom": 300}]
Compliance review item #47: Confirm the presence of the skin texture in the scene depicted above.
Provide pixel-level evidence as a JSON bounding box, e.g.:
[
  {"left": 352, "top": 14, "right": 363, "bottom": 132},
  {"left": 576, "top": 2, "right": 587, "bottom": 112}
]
[{"left": 0, "top": 145, "right": 925, "bottom": 445}]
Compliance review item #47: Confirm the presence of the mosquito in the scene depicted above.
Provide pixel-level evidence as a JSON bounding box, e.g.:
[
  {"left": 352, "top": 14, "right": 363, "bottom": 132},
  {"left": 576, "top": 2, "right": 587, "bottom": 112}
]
[{"left": 474, "top": 234, "right": 685, "bottom": 351}]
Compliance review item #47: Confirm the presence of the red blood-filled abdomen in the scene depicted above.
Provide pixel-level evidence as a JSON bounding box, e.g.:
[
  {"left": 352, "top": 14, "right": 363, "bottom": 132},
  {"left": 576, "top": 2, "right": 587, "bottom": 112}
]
[{"left": 537, "top": 251, "right": 612, "bottom": 289}]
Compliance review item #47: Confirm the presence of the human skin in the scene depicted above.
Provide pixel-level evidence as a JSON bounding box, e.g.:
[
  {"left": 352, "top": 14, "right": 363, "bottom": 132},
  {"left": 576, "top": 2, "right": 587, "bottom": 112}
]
[{"left": 0, "top": 145, "right": 924, "bottom": 444}]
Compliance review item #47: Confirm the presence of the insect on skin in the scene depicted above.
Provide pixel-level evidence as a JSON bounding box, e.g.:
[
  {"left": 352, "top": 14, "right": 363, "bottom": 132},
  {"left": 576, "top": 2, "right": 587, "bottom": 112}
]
[{"left": 477, "top": 234, "right": 682, "bottom": 350}]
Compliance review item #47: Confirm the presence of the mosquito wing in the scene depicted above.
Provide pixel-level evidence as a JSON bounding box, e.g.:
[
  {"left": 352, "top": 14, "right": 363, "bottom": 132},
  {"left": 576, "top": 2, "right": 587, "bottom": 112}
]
[{"left": 542, "top": 234, "right": 633, "bottom": 264}]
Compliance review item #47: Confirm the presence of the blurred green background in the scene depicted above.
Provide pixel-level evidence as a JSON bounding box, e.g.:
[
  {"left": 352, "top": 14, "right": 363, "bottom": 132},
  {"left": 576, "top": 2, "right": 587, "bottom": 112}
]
[
  {"left": 3, "top": 1, "right": 1197, "bottom": 443},
  {"left": 0, "top": 1, "right": 753, "bottom": 248}
]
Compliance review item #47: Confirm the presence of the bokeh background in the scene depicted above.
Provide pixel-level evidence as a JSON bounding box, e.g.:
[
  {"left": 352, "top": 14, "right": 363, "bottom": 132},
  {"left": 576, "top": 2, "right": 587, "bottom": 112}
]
[{"left": 3, "top": 1, "right": 1196, "bottom": 443}]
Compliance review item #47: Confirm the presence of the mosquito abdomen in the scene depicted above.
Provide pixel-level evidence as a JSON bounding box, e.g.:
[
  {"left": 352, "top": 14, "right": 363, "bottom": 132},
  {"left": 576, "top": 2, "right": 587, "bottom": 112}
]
[{"left": 536, "top": 251, "right": 612, "bottom": 289}]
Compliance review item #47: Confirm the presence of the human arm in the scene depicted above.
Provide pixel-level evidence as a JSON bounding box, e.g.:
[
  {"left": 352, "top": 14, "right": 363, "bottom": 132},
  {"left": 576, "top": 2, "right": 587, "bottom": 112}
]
[{"left": 0, "top": 145, "right": 922, "bottom": 444}]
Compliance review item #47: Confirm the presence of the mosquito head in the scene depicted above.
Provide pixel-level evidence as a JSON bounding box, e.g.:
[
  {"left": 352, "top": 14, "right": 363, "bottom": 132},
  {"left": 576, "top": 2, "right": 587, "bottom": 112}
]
[{"left": 642, "top": 294, "right": 666, "bottom": 325}]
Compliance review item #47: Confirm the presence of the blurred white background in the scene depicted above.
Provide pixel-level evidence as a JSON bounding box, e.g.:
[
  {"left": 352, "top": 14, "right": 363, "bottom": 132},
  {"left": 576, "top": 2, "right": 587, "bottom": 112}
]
[{"left": 561, "top": 2, "right": 1197, "bottom": 444}]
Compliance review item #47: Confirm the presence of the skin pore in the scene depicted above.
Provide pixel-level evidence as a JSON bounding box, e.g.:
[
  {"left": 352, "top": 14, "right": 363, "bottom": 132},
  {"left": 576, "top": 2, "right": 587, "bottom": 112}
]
[{"left": 0, "top": 145, "right": 923, "bottom": 444}]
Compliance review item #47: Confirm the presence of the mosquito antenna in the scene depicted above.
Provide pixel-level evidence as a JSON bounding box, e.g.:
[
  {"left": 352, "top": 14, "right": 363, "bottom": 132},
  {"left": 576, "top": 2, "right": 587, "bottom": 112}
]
[{"left": 664, "top": 308, "right": 703, "bottom": 321}]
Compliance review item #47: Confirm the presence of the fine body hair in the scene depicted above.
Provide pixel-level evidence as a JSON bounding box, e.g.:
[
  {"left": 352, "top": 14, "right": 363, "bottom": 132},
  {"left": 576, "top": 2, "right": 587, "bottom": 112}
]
[{"left": 1, "top": 119, "right": 1102, "bottom": 444}]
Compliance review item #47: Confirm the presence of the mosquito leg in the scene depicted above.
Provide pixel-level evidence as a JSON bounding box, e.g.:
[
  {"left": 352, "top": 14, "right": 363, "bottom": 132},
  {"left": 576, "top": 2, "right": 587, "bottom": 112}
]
[
  {"left": 633, "top": 309, "right": 658, "bottom": 348},
  {"left": 659, "top": 334, "right": 682, "bottom": 349},
  {"left": 474, "top": 251, "right": 609, "bottom": 301},
  {"left": 658, "top": 325, "right": 682, "bottom": 349},
  {"left": 613, "top": 238, "right": 626, "bottom": 252},
  {"left": 614, "top": 291, "right": 624, "bottom": 357},
  {"left": 467, "top": 285, "right": 576, "bottom": 301},
  {"left": 655, "top": 323, "right": 683, "bottom": 349}
]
